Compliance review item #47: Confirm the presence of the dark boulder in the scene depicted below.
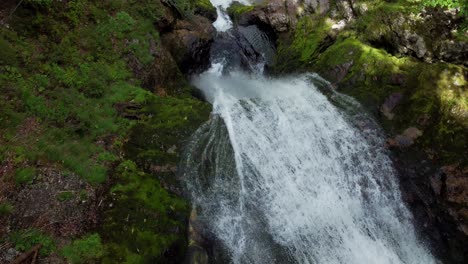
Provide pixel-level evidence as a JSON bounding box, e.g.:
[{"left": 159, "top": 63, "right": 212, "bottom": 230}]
[{"left": 161, "top": 15, "right": 216, "bottom": 73}]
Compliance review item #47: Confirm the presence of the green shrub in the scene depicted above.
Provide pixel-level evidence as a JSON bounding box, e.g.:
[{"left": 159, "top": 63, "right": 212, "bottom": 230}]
[
  {"left": 15, "top": 168, "right": 36, "bottom": 185},
  {"left": 10, "top": 229, "right": 56, "bottom": 256},
  {"left": 60, "top": 233, "right": 104, "bottom": 264}
]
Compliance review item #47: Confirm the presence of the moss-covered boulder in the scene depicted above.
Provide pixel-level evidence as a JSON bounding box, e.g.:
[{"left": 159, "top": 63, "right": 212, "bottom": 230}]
[{"left": 193, "top": 0, "right": 217, "bottom": 21}]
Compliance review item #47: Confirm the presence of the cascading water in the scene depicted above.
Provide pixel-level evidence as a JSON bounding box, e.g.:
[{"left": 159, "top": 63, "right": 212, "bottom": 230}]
[
  {"left": 210, "top": 0, "right": 250, "bottom": 31},
  {"left": 180, "top": 1, "right": 437, "bottom": 263}
]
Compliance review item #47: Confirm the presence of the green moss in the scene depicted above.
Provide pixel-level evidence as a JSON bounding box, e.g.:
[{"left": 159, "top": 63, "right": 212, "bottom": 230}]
[
  {"left": 10, "top": 229, "right": 56, "bottom": 256},
  {"left": 0, "top": 201, "right": 14, "bottom": 216},
  {"left": 193, "top": 0, "right": 217, "bottom": 16},
  {"left": 60, "top": 233, "right": 104, "bottom": 264},
  {"left": 309, "top": 36, "right": 467, "bottom": 165},
  {"left": 57, "top": 191, "right": 74, "bottom": 202},
  {"left": 15, "top": 167, "right": 36, "bottom": 185},
  {"left": 0, "top": 1, "right": 213, "bottom": 263},
  {"left": 101, "top": 161, "right": 189, "bottom": 263},
  {"left": 0, "top": 37, "right": 17, "bottom": 66},
  {"left": 400, "top": 63, "right": 468, "bottom": 163},
  {"left": 125, "top": 96, "right": 211, "bottom": 170},
  {"left": 273, "top": 16, "right": 333, "bottom": 74},
  {"left": 293, "top": 17, "right": 333, "bottom": 62},
  {"left": 227, "top": 2, "right": 255, "bottom": 20}
]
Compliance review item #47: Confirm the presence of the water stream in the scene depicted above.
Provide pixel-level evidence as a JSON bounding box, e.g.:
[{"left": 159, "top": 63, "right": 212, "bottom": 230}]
[{"left": 180, "top": 1, "right": 437, "bottom": 263}]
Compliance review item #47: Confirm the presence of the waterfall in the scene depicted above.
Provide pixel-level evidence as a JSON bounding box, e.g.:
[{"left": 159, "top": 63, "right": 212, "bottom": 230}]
[
  {"left": 210, "top": 0, "right": 250, "bottom": 31},
  {"left": 180, "top": 1, "right": 436, "bottom": 263}
]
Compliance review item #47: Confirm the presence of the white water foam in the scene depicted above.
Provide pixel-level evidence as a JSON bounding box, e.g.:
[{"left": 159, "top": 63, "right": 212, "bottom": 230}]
[
  {"left": 183, "top": 1, "right": 437, "bottom": 263},
  {"left": 186, "top": 69, "right": 436, "bottom": 264},
  {"left": 211, "top": 0, "right": 250, "bottom": 31}
]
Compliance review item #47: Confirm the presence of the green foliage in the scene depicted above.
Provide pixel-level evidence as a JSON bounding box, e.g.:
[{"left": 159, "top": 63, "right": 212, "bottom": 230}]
[
  {"left": 0, "top": 201, "right": 14, "bottom": 216},
  {"left": 423, "top": 0, "right": 463, "bottom": 9},
  {"left": 10, "top": 229, "right": 56, "bottom": 256},
  {"left": 15, "top": 167, "right": 36, "bottom": 185},
  {"left": 60, "top": 233, "right": 104, "bottom": 264}
]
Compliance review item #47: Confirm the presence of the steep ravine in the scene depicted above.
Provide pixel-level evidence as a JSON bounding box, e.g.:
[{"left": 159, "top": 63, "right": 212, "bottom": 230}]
[{"left": 0, "top": 0, "right": 465, "bottom": 263}]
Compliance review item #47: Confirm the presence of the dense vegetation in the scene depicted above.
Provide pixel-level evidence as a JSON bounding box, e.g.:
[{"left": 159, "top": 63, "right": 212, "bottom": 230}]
[
  {"left": 274, "top": 0, "right": 467, "bottom": 166},
  {"left": 0, "top": 0, "right": 211, "bottom": 262}
]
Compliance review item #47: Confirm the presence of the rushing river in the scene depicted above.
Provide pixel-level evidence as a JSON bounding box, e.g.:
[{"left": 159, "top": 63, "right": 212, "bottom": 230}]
[{"left": 180, "top": 1, "right": 436, "bottom": 263}]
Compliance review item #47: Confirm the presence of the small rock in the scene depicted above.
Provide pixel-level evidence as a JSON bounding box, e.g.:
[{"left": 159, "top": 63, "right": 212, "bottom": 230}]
[
  {"left": 389, "top": 127, "right": 423, "bottom": 147},
  {"left": 380, "top": 92, "right": 403, "bottom": 120},
  {"left": 430, "top": 173, "right": 443, "bottom": 196},
  {"left": 389, "top": 73, "right": 406, "bottom": 86},
  {"left": 3, "top": 248, "right": 19, "bottom": 262},
  {"left": 167, "top": 145, "right": 177, "bottom": 154}
]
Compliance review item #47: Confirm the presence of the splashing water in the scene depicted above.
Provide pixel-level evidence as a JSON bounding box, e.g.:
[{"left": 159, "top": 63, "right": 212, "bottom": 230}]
[
  {"left": 180, "top": 1, "right": 437, "bottom": 263},
  {"left": 181, "top": 69, "right": 435, "bottom": 264},
  {"left": 211, "top": 0, "right": 250, "bottom": 31}
]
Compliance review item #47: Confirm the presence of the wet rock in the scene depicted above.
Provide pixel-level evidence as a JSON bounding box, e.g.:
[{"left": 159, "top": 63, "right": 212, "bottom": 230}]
[
  {"left": 336, "top": 0, "right": 355, "bottom": 21},
  {"left": 430, "top": 173, "right": 443, "bottom": 196},
  {"left": 161, "top": 15, "right": 216, "bottom": 73},
  {"left": 380, "top": 92, "right": 403, "bottom": 120},
  {"left": 363, "top": 7, "right": 466, "bottom": 64},
  {"left": 400, "top": 30, "right": 428, "bottom": 59},
  {"left": 442, "top": 165, "right": 468, "bottom": 205},
  {"left": 432, "top": 165, "right": 468, "bottom": 236},
  {"left": 388, "top": 127, "right": 423, "bottom": 148},
  {"left": 194, "top": 4, "right": 217, "bottom": 22},
  {"left": 143, "top": 45, "right": 185, "bottom": 96},
  {"left": 304, "top": 0, "right": 330, "bottom": 14},
  {"left": 389, "top": 73, "right": 406, "bottom": 86},
  {"left": 150, "top": 164, "right": 177, "bottom": 173},
  {"left": 436, "top": 40, "right": 468, "bottom": 66},
  {"left": 234, "top": 0, "right": 299, "bottom": 33},
  {"left": 185, "top": 209, "right": 209, "bottom": 264},
  {"left": 324, "top": 61, "right": 354, "bottom": 85},
  {"left": 155, "top": 4, "right": 177, "bottom": 32}
]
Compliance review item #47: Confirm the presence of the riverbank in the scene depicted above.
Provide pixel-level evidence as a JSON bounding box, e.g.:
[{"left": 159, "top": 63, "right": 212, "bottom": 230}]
[{"left": 0, "top": 0, "right": 213, "bottom": 263}]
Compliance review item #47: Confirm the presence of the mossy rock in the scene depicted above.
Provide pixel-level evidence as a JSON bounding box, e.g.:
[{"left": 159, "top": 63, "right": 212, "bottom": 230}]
[
  {"left": 311, "top": 37, "right": 467, "bottom": 165},
  {"left": 101, "top": 161, "right": 189, "bottom": 263},
  {"left": 227, "top": 1, "right": 255, "bottom": 21},
  {"left": 193, "top": 0, "right": 217, "bottom": 21},
  {"left": 125, "top": 95, "right": 211, "bottom": 171}
]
